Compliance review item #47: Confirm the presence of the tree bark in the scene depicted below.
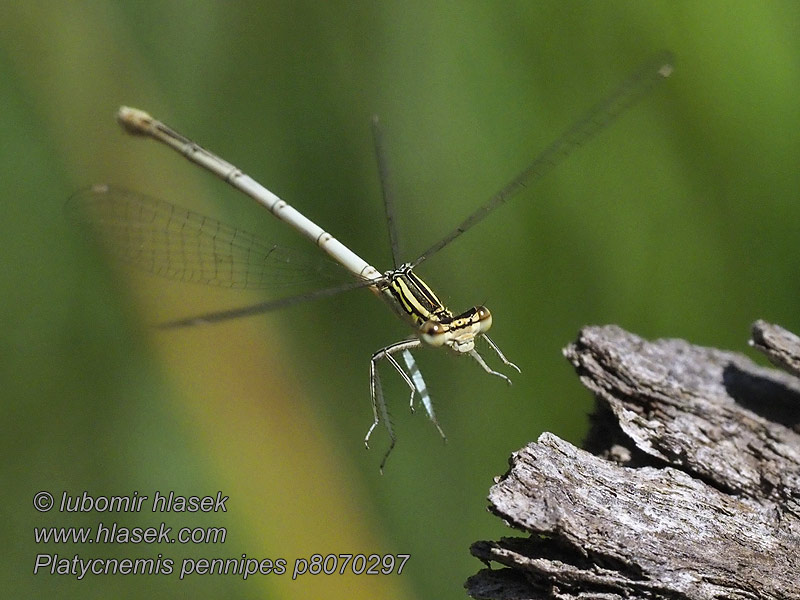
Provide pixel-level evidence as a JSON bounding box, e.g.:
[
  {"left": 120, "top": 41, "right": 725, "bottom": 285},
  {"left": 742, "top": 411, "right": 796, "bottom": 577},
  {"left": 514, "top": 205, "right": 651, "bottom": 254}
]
[{"left": 467, "top": 323, "right": 800, "bottom": 600}]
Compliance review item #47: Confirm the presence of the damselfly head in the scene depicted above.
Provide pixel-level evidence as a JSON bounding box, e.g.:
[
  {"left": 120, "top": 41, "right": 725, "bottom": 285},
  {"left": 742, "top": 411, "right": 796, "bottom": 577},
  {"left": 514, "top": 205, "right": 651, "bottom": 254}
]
[{"left": 418, "top": 305, "right": 493, "bottom": 352}]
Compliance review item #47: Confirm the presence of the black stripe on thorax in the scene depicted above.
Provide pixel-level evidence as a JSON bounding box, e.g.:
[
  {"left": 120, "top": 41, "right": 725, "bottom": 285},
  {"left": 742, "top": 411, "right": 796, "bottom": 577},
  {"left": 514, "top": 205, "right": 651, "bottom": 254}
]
[{"left": 383, "top": 264, "right": 452, "bottom": 325}]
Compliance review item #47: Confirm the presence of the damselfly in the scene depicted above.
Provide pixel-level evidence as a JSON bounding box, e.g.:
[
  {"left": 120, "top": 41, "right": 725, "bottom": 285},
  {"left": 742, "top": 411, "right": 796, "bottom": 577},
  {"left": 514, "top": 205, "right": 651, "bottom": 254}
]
[{"left": 69, "top": 53, "right": 673, "bottom": 470}]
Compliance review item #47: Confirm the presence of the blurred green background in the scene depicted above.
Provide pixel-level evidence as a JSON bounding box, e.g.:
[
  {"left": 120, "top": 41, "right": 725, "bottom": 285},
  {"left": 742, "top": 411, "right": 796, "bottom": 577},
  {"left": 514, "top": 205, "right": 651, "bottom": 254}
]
[{"left": 3, "top": 1, "right": 799, "bottom": 598}]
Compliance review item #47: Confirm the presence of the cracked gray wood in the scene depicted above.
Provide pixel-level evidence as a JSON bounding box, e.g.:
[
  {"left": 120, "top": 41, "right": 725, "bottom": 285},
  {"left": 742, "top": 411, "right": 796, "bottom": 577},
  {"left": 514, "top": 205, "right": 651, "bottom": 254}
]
[
  {"left": 467, "top": 324, "right": 800, "bottom": 600},
  {"left": 751, "top": 320, "right": 800, "bottom": 379}
]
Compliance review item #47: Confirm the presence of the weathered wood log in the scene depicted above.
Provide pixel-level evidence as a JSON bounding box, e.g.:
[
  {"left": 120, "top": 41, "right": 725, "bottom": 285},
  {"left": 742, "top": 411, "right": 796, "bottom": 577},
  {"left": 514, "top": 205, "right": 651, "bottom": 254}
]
[
  {"left": 467, "top": 323, "right": 800, "bottom": 600},
  {"left": 751, "top": 319, "right": 800, "bottom": 379}
]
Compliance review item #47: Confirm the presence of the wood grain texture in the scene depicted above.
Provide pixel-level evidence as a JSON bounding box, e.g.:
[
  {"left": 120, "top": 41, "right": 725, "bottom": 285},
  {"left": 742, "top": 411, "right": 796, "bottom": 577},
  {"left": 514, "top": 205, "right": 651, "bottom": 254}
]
[{"left": 467, "top": 324, "right": 800, "bottom": 600}]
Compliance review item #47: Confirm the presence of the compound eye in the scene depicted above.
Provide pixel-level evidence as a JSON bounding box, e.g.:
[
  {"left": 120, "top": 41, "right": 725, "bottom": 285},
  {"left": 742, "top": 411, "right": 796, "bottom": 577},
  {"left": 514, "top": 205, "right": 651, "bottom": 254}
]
[
  {"left": 419, "top": 320, "right": 446, "bottom": 347},
  {"left": 475, "top": 305, "right": 493, "bottom": 332}
]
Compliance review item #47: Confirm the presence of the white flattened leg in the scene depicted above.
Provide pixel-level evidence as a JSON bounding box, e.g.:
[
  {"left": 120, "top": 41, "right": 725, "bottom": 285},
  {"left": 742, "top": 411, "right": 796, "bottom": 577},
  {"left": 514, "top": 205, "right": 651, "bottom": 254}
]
[
  {"left": 366, "top": 338, "right": 422, "bottom": 472},
  {"left": 402, "top": 349, "right": 445, "bottom": 441},
  {"left": 384, "top": 350, "right": 417, "bottom": 412}
]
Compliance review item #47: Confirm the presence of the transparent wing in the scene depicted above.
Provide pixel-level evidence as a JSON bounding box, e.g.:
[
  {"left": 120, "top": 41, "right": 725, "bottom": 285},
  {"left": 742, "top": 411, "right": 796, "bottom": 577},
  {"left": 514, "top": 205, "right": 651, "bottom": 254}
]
[
  {"left": 67, "top": 184, "right": 347, "bottom": 290},
  {"left": 412, "top": 51, "right": 674, "bottom": 266}
]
